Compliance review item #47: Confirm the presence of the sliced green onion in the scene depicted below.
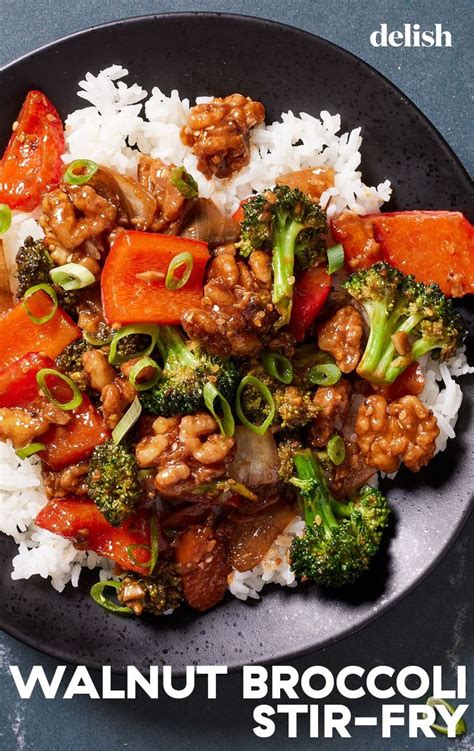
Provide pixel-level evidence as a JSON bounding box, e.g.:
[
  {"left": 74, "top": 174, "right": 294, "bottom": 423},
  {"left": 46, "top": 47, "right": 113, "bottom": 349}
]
[
  {"left": 126, "top": 543, "right": 152, "bottom": 566},
  {"left": 170, "top": 166, "right": 199, "bottom": 199},
  {"left": 83, "top": 330, "right": 114, "bottom": 347},
  {"left": 90, "top": 580, "right": 132, "bottom": 615},
  {"left": 192, "top": 479, "right": 257, "bottom": 502},
  {"left": 425, "top": 697, "right": 466, "bottom": 737},
  {"left": 112, "top": 396, "right": 142, "bottom": 444},
  {"left": 128, "top": 357, "right": 161, "bottom": 392},
  {"left": 64, "top": 159, "right": 98, "bottom": 185},
  {"left": 327, "top": 243, "right": 344, "bottom": 274},
  {"left": 23, "top": 283, "right": 58, "bottom": 324},
  {"left": 236, "top": 375, "right": 276, "bottom": 435},
  {"left": 148, "top": 512, "right": 159, "bottom": 573},
  {"left": 16, "top": 443, "right": 46, "bottom": 460},
  {"left": 50, "top": 262, "right": 95, "bottom": 291},
  {"left": 262, "top": 351, "right": 293, "bottom": 384},
  {"left": 326, "top": 434, "right": 346, "bottom": 465},
  {"left": 36, "top": 369, "right": 83, "bottom": 411},
  {"left": 307, "top": 363, "right": 341, "bottom": 386},
  {"left": 0, "top": 203, "right": 12, "bottom": 233},
  {"left": 165, "top": 252, "right": 193, "bottom": 291},
  {"left": 203, "top": 381, "right": 235, "bottom": 437},
  {"left": 108, "top": 324, "right": 159, "bottom": 365}
]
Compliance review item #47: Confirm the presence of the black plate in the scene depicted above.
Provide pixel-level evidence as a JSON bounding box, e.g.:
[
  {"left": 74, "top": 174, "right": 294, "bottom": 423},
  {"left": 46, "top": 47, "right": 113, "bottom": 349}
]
[{"left": 0, "top": 13, "right": 472, "bottom": 674}]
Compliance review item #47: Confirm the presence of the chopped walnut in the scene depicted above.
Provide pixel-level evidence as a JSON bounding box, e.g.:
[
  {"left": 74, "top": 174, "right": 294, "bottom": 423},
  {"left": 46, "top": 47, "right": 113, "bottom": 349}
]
[
  {"left": 82, "top": 350, "right": 116, "bottom": 392},
  {"left": 317, "top": 306, "right": 364, "bottom": 374},
  {"left": 101, "top": 378, "right": 136, "bottom": 430},
  {"left": 182, "top": 253, "right": 276, "bottom": 357},
  {"left": 43, "top": 461, "right": 89, "bottom": 499},
  {"left": 40, "top": 183, "right": 116, "bottom": 252},
  {"left": 0, "top": 407, "right": 51, "bottom": 448},
  {"left": 309, "top": 380, "right": 351, "bottom": 448},
  {"left": 181, "top": 94, "right": 265, "bottom": 178},
  {"left": 135, "top": 412, "right": 235, "bottom": 500},
  {"left": 355, "top": 394, "right": 439, "bottom": 473},
  {"left": 137, "top": 156, "right": 188, "bottom": 232}
]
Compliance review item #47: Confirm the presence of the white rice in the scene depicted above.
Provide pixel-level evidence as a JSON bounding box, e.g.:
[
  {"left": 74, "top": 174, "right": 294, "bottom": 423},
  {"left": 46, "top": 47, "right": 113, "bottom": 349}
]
[{"left": 0, "top": 65, "right": 470, "bottom": 599}]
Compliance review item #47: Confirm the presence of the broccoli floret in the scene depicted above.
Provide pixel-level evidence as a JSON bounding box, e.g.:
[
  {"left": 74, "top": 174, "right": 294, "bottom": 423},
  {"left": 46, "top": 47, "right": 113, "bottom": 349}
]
[
  {"left": 15, "top": 237, "right": 81, "bottom": 317},
  {"left": 342, "top": 262, "right": 466, "bottom": 385},
  {"left": 117, "top": 562, "right": 183, "bottom": 616},
  {"left": 55, "top": 339, "right": 91, "bottom": 391},
  {"left": 87, "top": 440, "right": 142, "bottom": 526},
  {"left": 139, "top": 325, "right": 240, "bottom": 417},
  {"left": 289, "top": 449, "right": 389, "bottom": 586},
  {"left": 238, "top": 185, "right": 327, "bottom": 327}
]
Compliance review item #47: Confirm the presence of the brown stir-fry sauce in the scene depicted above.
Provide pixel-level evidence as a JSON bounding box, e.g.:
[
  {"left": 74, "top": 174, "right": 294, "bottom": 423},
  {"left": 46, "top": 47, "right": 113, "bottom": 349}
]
[{"left": 4, "top": 86, "right": 460, "bottom": 617}]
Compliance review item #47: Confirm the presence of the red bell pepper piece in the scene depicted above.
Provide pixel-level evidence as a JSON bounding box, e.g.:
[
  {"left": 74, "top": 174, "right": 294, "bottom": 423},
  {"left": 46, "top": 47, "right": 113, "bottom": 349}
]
[
  {"left": 288, "top": 265, "right": 331, "bottom": 342},
  {"left": 374, "top": 361, "right": 425, "bottom": 401},
  {"left": 0, "top": 91, "right": 65, "bottom": 211},
  {"left": 35, "top": 500, "right": 154, "bottom": 575},
  {"left": 0, "top": 352, "right": 55, "bottom": 408},
  {"left": 372, "top": 211, "right": 474, "bottom": 297},
  {"left": 101, "top": 231, "right": 210, "bottom": 325},
  {"left": 38, "top": 392, "right": 110, "bottom": 470},
  {"left": 0, "top": 290, "right": 80, "bottom": 369},
  {"left": 331, "top": 212, "right": 383, "bottom": 270}
]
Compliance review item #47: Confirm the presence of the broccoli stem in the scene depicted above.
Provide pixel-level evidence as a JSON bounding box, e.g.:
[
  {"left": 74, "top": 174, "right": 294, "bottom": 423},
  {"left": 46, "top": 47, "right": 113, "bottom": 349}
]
[
  {"left": 272, "top": 217, "right": 303, "bottom": 326},
  {"left": 293, "top": 450, "right": 337, "bottom": 532},
  {"left": 157, "top": 325, "right": 200, "bottom": 371},
  {"left": 357, "top": 301, "right": 392, "bottom": 380}
]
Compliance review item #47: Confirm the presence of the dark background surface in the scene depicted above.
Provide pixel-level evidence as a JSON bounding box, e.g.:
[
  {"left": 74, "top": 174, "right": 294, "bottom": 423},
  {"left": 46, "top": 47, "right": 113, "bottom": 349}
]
[{"left": 0, "top": 1, "right": 472, "bottom": 749}]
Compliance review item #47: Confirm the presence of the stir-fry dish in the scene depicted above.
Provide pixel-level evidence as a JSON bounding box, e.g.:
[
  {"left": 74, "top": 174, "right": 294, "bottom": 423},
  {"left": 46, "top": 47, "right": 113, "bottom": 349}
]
[{"left": 0, "top": 70, "right": 472, "bottom": 617}]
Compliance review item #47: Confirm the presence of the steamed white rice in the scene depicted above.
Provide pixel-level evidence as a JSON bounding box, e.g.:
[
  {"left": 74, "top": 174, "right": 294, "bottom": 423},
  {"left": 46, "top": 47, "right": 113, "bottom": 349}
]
[{"left": 0, "top": 65, "right": 471, "bottom": 600}]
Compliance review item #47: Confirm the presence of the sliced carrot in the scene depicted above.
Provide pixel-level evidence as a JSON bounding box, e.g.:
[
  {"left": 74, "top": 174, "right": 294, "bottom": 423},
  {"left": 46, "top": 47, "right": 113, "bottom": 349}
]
[
  {"left": 101, "top": 231, "right": 209, "bottom": 325},
  {"left": 0, "top": 290, "right": 80, "bottom": 369},
  {"left": 373, "top": 211, "right": 474, "bottom": 297}
]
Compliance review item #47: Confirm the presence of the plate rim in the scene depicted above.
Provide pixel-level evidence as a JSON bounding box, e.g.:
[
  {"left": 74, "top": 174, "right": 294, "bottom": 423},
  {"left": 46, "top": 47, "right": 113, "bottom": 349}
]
[{"left": 0, "top": 10, "right": 472, "bottom": 674}]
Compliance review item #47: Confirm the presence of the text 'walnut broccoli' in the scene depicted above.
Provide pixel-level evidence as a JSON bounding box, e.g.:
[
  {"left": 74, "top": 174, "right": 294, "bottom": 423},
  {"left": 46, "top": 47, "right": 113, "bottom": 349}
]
[{"left": 289, "top": 449, "right": 389, "bottom": 586}]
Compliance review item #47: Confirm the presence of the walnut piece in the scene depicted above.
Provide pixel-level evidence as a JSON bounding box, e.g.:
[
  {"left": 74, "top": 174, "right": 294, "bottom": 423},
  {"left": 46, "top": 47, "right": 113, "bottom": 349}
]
[
  {"left": 181, "top": 94, "right": 265, "bottom": 178},
  {"left": 355, "top": 394, "right": 439, "bottom": 473},
  {"left": 309, "top": 380, "right": 351, "bottom": 448},
  {"left": 317, "top": 306, "right": 364, "bottom": 374},
  {"left": 182, "top": 253, "right": 276, "bottom": 357},
  {"left": 40, "top": 184, "right": 116, "bottom": 251},
  {"left": 135, "top": 413, "right": 235, "bottom": 500},
  {"left": 137, "top": 156, "right": 188, "bottom": 232}
]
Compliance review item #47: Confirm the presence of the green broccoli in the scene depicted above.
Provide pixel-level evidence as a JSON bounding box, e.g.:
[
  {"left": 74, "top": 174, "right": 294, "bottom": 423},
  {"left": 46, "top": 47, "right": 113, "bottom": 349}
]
[
  {"left": 238, "top": 185, "right": 327, "bottom": 327},
  {"left": 55, "top": 339, "right": 91, "bottom": 391},
  {"left": 15, "top": 237, "right": 80, "bottom": 317},
  {"left": 139, "top": 325, "right": 240, "bottom": 417},
  {"left": 289, "top": 449, "right": 389, "bottom": 586},
  {"left": 117, "top": 562, "right": 183, "bottom": 616},
  {"left": 342, "top": 262, "right": 465, "bottom": 385},
  {"left": 87, "top": 440, "right": 142, "bottom": 526}
]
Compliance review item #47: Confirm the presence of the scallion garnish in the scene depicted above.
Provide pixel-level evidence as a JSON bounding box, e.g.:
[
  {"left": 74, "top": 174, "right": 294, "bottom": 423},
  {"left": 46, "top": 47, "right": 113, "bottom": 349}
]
[
  {"left": 64, "top": 159, "right": 99, "bottom": 185},
  {"left": 90, "top": 580, "right": 132, "bottom": 615},
  {"left": 203, "top": 381, "right": 235, "bottom": 437},
  {"left": 0, "top": 203, "right": 12, "bottom": 234},
  {"left": 83, "top": 330, "right": 114, "bottom": 347},
  {"left": 192, "top": 478, "right": 257, "bottom": 502},
  {"left": 112, "top": 396, "right": 142, "bottom": 444},
  {"left": 50, "top": 262, "right": 95, "bottom": 291},
  {"left": 235, "top": 375, "right": 276, "bottom": 435},
  {"left": 170, "top": 166, "right": 199, "bottom": 199},
  {"left": 326, "top": 434, "right": 346, "bottom": 465},
  {"left": 165, "top": 251, "right": 194, "bottom": 291},
  {"left": 108, "top": 324, "right": 159, "bottom": 365},
  {"left": 128, "top": 357, "right": 161, "bottom": 392},
  {"left": 327, "top": 243, "right": 344, "bottom": 274},
  {"left": 16, "top": 443, "right": 46, "bottom": 460},
  {"left": 262, "top": 350, "right": 293, "bottom": 384},
  {"left": 36, "top": 369, "right": 83, "bottom": 411},
  {"left": 425, "top": 697, "right": 466, "bottom": 737},
  {"left": 307, "top": 363, "right": 341, "bottom": 386},
  {"left": 23, "top": 283, "right": 58, "bottom": 324}
]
